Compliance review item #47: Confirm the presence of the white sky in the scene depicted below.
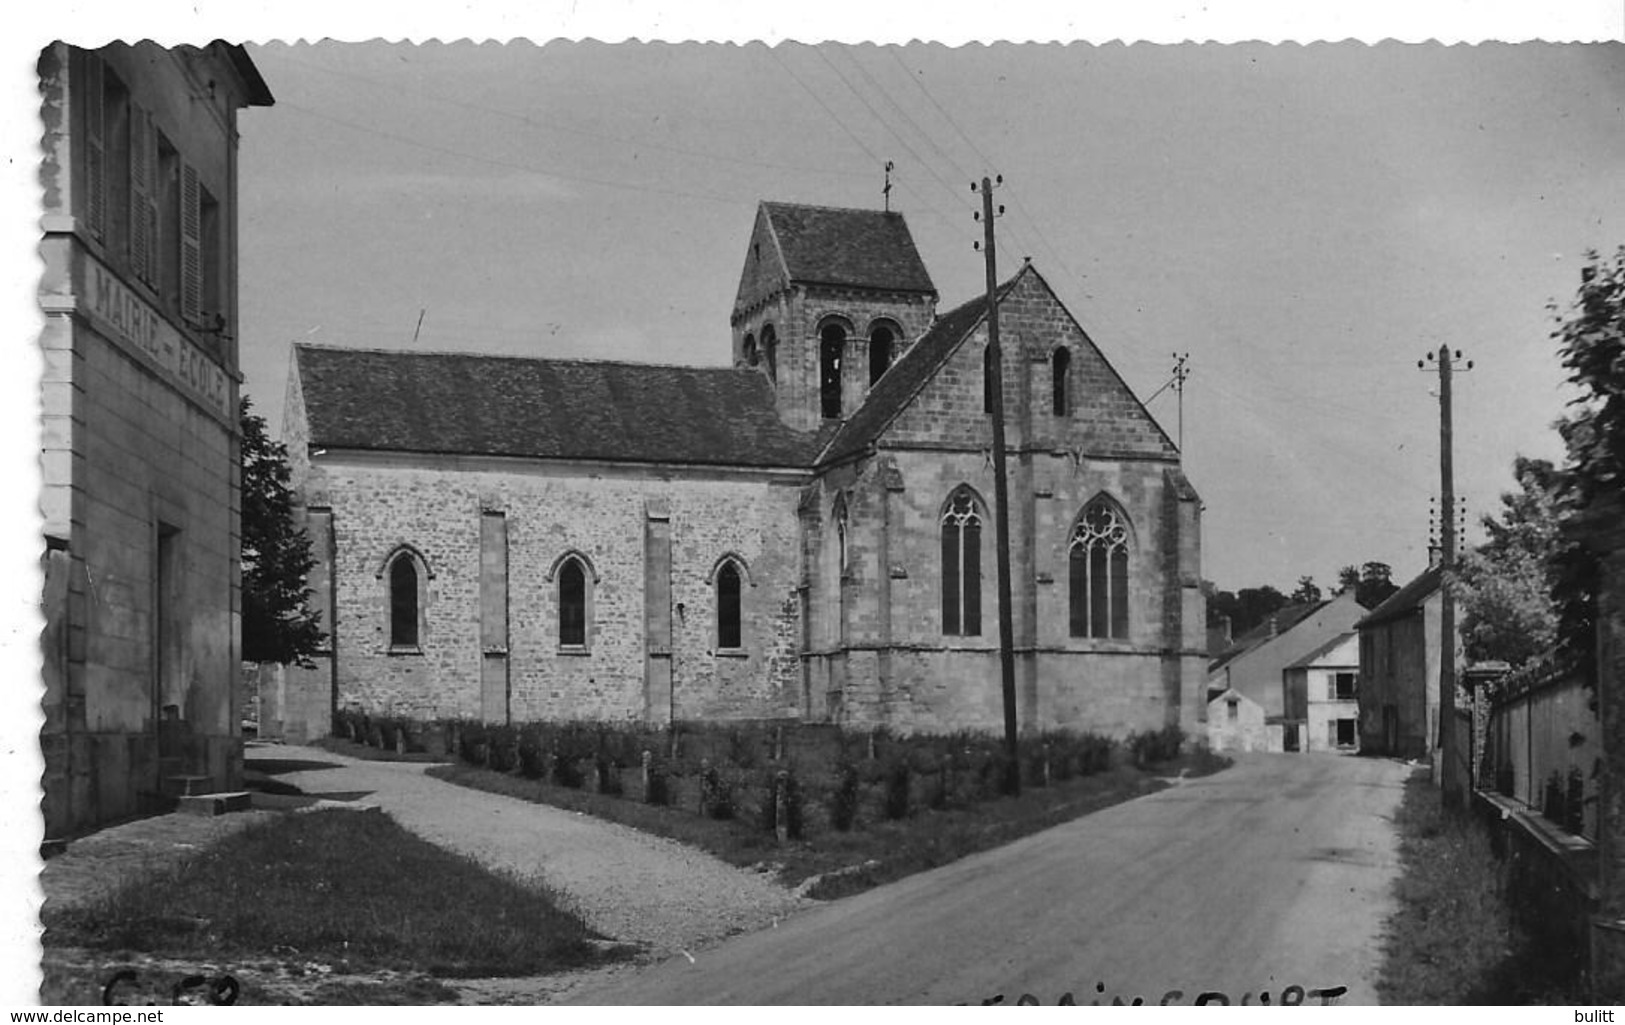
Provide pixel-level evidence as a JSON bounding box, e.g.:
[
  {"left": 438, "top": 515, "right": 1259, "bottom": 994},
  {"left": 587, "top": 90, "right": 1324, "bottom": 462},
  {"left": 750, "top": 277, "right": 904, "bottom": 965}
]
[
  {"left": 232, "top": 38, "right": 1624, "bottom": 592},
  {"left": 3, "top": 4, "right": 1623, "bottom": 1002}
]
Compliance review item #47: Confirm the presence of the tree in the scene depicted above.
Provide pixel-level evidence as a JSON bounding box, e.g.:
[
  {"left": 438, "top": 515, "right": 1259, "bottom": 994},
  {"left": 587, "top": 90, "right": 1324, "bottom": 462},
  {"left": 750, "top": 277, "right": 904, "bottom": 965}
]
[
  {"left": 241, "top": 397, "right": 325, "bottom": 665},
  {"left": 1335, "top": 565, "right": 1361, "bottom": 597},
  {"left": 1205, "top": 583, "right": 1289, "bottom": 638},
  {"left": 1547, "top": 246, "right": 1625, "bottom": 681},
  {"left": 1356, "top": 561, "right": 1401, "bottom": 610},
  {"left": 1449, "top": 457, "right": 1561, "bottom": 668},
  {"left": 1291, "top": 575, "right": 1322, "bottom": 604}
]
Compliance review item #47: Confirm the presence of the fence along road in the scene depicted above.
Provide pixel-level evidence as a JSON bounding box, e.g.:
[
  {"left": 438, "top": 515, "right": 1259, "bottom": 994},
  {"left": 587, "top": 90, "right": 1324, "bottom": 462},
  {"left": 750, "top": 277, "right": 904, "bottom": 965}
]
[{"left": 563, "top": 753, "right": 1412, "bottom": 1005}]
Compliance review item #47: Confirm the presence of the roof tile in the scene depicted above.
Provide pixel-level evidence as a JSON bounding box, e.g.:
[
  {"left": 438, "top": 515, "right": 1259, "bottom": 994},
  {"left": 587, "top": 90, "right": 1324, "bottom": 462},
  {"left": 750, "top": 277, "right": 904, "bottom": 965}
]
[{"left": 295, "top": 344, "right": 820, "bottom": 468}]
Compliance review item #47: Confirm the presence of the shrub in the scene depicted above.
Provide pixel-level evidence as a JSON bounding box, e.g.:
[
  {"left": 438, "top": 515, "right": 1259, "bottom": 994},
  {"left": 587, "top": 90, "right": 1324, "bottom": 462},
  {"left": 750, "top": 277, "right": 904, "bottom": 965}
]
[
  {"left": 517, "top": 726, "right": 546, "bottom": 779},
  {"left": 553, "top": 754, "right": 586, "bottom": 789},
  {"left": 645, "top": 759, "right": 671, "bottom": 807},
  {"left": 829, "top": 762, "right": 862, "bottom": 831},
  {"left": 486, "top": 725, "right": 518, "bottom": 773},
  {"left": 760, "top": 769, "right": 804, "bottom": 839},
  {"left": 595, "top": 756, "right": 623, "bottom": 797},
  {"left": 701, "top": 765, "right": 736, "bottom": 821},
  {"left": 884, "top": 759, "right": 912, "bottom": 820},
  {"left": 1126, "top": 725, "right": 1182, "bottom": 768},
  {"left": 927, "top": 760, "right": 952, "bottom": 811}
]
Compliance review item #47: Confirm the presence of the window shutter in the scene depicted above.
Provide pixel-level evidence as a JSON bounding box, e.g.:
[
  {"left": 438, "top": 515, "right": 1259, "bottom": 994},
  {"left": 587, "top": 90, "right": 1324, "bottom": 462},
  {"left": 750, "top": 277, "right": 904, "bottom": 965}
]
[
  {"left": 128, "top": 104, "right": 149, "bottom": 282},
  {"left": 180, "top": 162, "right": 202, "bottom": 323},
  {"left": 83, "top": 57, "right": 106, "bottom": 241}
]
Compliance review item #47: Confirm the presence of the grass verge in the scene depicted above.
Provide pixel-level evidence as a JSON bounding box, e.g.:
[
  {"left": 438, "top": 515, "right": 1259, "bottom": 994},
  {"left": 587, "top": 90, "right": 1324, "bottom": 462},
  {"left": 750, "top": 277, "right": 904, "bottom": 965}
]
[
  {"left": 428, "top": 748, "right": 1228, "bottom": 899},
  {"left": 43, "top": 808, "right": 621, "bottom": 981},
  {"left": 1377, "top": 771, "right": 1584, "bottom": 1004}
]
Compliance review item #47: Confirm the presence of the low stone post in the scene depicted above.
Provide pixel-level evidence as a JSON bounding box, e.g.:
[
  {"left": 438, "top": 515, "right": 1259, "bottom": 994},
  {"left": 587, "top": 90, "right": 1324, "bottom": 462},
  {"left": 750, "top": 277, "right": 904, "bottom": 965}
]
[
  {"left": 774, "top": 725, "right": 785, "bottom": 763},
  {"left": 641, "top": 749, "right": 652, "bottom": 795},
  {"left": 774, "top": 770, "right": 790, "bottom": 843},
  {"left": 1043, "top": 743, "right": 1052, "bottom": 788}
]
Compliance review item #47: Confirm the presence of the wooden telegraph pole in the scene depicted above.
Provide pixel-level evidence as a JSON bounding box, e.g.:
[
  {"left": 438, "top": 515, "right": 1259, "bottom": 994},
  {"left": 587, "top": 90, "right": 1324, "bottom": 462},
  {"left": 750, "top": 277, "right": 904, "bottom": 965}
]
[
  {"left": 1421, "top": 344, "right": 1471, "bottom": 807},
  {"left": 975, "top": 175, "right": 1020, "bottom": 792}
]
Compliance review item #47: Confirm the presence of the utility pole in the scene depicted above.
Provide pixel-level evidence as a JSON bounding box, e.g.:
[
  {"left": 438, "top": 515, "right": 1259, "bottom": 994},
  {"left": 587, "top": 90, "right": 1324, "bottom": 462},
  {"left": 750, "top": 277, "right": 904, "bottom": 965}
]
[
  {"left": 1171, "top": 353, "right": 1191, "bottom": 451},
  {"left": 1420, "top": 344, "right": 1472, "bottom": 808},
  {"left": 975, "top": 175, "right": 1020, "bottom": 792}
]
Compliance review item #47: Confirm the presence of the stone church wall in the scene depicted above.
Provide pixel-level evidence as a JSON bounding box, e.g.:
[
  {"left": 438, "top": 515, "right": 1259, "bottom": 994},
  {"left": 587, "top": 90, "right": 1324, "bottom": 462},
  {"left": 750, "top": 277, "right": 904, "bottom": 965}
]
[{"left": 306, "top": 455, "right": 806, "bottom": 724}]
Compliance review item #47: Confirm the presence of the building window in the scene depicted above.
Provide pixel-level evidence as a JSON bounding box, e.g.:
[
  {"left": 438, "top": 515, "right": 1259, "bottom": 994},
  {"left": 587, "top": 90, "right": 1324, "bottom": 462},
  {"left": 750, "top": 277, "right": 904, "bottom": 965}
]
[
  {"left": 1335, "top": 719, "right": 1357, "bottom": 748},
  {"left": 983, "top": 344, "right": 995, "bottom": 413},
  {"left": 1069, "top": 499, "right": 1131, "bottom": 639},
  {"left": 200, "top": 184, "right": 221, "bottom": 329},
  {"left": 761, "top": 324, "right": 778, "bottom": 382},
  {"left": 820, "top": 321, "right": 846, "bottom": 418},
  {"left": 716, "top": 559, "right": 744, "bottom": 650},
  {"left": 388, "top": 554, "right": 419, "bottom": 648},
  {"left": 1052, "top": 347, "right": 1071, "bottom": 416},
  {"left": 941, "top": 489, "right": 984, "bottom": 636},
  {"left": 1333, "top": 672, "right": 1358, "bottom": 700},
  {"left": 558, "top": 557, "right": 588, "bottom": 647},
  {"left": 155, "top": 132, "right": 180, "bottom": 309},
  {"left": 869, "top": 322, "right": 896, "bottom": 384},
  {"left": 833, "top": 493, "right": 849, "bottom": 578},
  {"left": 1227, "top": 699, "right": 1239, "bottom": 723},
  {"left": 743, "top": 332, "right": 759, "bottom": 367}
]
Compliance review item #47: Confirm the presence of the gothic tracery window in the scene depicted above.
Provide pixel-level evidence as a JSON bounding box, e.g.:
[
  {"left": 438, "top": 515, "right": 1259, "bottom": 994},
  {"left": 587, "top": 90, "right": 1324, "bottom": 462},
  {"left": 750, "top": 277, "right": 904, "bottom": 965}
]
[
  {"left": 1069, "top": 500, "right": 1131, "bottom": 639},
  {"left": 941, "top": 490, "right": 984, "bottom": 636}
]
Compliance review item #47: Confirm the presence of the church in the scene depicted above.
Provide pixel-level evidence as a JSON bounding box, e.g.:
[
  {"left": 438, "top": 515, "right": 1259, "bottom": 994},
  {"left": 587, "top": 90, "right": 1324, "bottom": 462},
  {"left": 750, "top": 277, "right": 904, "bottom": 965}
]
[{"left": 283, "top": 201, "right": 1208, "bottom": 736}]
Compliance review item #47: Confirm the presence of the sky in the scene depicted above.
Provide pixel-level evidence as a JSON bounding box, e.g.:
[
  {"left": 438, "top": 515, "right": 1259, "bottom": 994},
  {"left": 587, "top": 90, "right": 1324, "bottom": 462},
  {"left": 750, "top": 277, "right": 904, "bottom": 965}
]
[{"left": 229, "top": 38, "right": 1625, "bottom": 592}]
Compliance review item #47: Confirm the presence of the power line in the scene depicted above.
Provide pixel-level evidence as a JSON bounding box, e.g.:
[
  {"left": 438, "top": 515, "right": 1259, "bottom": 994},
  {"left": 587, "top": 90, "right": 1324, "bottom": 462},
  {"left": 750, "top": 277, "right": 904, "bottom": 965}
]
[
  {"left": 272, "top": 101, "right": 750, "bottom": 207},
  {"left": 761, "top": 45, "right": 967, "bottom": 240},
  {"left": 265, "top": 49, "right": 874, "bottom": 182}
]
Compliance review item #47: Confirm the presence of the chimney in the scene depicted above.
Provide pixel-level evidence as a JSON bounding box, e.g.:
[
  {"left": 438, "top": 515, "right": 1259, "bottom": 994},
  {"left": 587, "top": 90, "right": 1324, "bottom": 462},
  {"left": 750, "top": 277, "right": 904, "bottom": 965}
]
[
  {"left": 1268, "top": 614, "right": 1279, "bottom": 638},
  {"left": 1427, "top": 544, "right": 1442, "bottom": 569}
]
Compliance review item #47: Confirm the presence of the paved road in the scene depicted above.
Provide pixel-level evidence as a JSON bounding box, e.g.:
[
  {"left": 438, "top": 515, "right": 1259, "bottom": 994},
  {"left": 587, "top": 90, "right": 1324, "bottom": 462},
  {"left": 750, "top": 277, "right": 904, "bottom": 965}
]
[{"left": 564, "top": 754, "right": 1414, "bottom": 1005}]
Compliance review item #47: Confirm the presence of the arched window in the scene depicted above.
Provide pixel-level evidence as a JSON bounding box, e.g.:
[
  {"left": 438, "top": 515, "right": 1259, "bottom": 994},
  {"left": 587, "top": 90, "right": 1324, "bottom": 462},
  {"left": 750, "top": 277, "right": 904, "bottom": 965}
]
[
  {"left": 743, "top": 333, "right": 759, "bottom": 367},
  {"left": 1052, "top": 347, "right": 1072, "bottom": 416},
  {"left": 983, "top": 344, "right": 995, "bottom": 414},
  {"left": 833, "top": 493, "right": 849, "bottom": 577},
  {"left": 820, "top": 322, "right": 846, "bottom": 418},
  {"left": 388, "top": 553, "right": 419, "bottom": 648},
  {"left": 558, "top": 556, "right": 587, "bottom": 647},
  {"left": 716, "top": 559, "right": 743, "bottom": 650},
  {"left": 869, "top": 322, "right": 896, "bottom": 385},
  {"left": 941, "top": 489, "right": 984, "bottom": 636},
  {"left": 760, "top": 324, "right": 778, "bottom": 382},
  {"left": 1069, "top": 499, "right": 1131, "bottom": 639}
]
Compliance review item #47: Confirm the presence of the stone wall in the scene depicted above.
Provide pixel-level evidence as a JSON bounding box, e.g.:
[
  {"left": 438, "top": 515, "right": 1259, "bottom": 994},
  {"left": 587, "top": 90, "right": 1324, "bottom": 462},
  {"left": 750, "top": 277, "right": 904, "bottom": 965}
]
[{"left": 305, "top": 453, "right": 806, "bottom": 724}]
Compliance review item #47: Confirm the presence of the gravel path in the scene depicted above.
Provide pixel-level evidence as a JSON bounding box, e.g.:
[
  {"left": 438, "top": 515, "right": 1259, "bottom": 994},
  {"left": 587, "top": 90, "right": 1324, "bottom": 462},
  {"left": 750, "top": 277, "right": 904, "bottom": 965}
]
[{"left": 258, "top": 744, "right": 810, "bottom": 957}]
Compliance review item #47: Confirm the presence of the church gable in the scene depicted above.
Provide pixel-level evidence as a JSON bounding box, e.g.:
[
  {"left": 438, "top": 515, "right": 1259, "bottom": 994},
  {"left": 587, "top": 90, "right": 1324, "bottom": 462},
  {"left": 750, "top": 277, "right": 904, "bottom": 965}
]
[
  {"left": 822, "top": 265, "right": 1177, "bottom": 462},
  {"left": 1001, "top": 268, "right": 1178, "bottom": 460},
  {"left": 732, "top": 206, "right": 790, "bottom": 323}
]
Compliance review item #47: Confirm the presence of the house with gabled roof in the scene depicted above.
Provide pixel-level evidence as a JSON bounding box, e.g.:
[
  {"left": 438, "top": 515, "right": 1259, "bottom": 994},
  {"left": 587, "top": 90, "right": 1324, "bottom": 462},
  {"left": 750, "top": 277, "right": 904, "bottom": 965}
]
[
  {"left": 282, "top": 201, "right": 1208, "bottom": 735},
  {"left": 1206, "top": 593, "right": 1366, "bottom": 742},
  {"left": 1355, "top": 563, "right": 1462, "bottom": 759},
  {"left": 1283, "top": 631, "right": 1361, "bottom": 753}
]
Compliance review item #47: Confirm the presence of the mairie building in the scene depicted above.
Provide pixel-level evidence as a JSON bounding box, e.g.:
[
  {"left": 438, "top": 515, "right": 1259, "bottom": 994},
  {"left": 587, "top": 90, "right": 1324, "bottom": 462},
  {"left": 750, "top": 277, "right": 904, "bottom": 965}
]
[{"left": 39, "top": 43, "right": 273, "bottom": 836}]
